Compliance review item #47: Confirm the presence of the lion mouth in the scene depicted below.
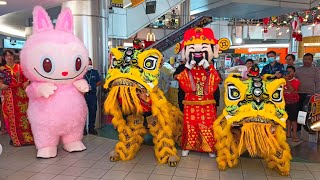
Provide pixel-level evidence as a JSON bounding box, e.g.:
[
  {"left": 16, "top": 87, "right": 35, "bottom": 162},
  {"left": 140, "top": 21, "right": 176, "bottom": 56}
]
[
  {"left": 111, "top": 78, "right": 145, "bottom": 89},
  {"left": 232, "top": 116, "right": 278, "bottom": 127}
]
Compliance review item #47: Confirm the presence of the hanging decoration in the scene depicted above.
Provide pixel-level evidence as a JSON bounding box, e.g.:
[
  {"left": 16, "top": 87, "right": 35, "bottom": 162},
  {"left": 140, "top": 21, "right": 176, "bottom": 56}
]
[
  {"left": 291, "top": 15, "right": 303, "bottom": 41},
  {"left": 263, "top": 17, "right": 270, "bottom": 33}
]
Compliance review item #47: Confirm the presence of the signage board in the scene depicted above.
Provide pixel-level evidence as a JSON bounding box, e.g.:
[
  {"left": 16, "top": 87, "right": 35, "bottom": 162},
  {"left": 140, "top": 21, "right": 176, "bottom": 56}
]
[{"left": 3, "top": 39, "right": 25, "bottom": 49}]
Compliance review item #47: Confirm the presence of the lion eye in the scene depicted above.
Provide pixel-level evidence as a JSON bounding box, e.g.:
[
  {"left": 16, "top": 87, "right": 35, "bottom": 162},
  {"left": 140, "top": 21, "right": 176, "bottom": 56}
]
[
  {"left": 227, "top": 84, "right": 240, "bottom": 101},
  {"left": 272, "top": 87, "right": 283, "bottom": 102},
  {"left": 143, "top": 56, "right": 158, "bottom": 70}
]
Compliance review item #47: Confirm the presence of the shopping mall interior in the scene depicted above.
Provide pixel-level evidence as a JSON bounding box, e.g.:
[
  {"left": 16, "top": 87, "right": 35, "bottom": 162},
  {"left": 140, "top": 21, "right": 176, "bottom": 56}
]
[{"left": 0, "top": 0, "right": 320, "bottom": 179}]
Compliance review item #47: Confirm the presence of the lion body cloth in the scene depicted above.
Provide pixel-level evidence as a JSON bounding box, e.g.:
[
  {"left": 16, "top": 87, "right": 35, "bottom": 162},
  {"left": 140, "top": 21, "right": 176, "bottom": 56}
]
[
  {"left": 214, "top": 73, "right": 292, "bottom": 175},
  {"left": 104, "top": 47, "right": 183, "bottom": 166}
]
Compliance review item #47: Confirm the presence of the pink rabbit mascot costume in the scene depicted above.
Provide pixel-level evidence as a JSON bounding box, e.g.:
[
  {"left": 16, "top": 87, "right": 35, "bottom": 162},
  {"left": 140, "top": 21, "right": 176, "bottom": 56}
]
[{"left": 20, "top": 6, "right": 89, "bottom": 158}]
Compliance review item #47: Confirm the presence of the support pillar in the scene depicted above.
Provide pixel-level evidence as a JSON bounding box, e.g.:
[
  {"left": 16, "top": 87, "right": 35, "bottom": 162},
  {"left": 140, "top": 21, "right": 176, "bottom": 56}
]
[
  {"left": 110, "top": 38, "right": 124, "bottom": 48},
  {"left": 180, "top": 0, "right": 190, "bottom": 26},
  {"left": 62, "top": 0, "right": 108, "bottom": 129}
]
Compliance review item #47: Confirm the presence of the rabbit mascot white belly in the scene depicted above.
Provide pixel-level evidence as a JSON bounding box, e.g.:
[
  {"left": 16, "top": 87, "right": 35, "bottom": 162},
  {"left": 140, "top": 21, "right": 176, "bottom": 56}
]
[{"left": 20, "top": 6, "right": 89, "bottom": 158}]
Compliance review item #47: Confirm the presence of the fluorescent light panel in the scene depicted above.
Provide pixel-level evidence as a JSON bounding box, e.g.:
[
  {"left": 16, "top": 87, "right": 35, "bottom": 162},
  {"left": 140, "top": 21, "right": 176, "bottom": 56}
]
[
  {"left": 230, "top": 44, "right": 289, "bottom": 49},
  {"left": 304, "top": 43, "right": 320, "bottom": 46},
  {"left": 0, "top": 25, "right": 25, "bottom": 38}
]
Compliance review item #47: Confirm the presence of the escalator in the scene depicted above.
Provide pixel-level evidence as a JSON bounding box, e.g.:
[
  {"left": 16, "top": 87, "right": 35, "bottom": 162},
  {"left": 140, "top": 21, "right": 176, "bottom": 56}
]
[
  {"left": 145, "top": 16, "right": 212, "bottom": 52},
  {"left": 108, "top": 0, "right": 186, "bottom": 39}
]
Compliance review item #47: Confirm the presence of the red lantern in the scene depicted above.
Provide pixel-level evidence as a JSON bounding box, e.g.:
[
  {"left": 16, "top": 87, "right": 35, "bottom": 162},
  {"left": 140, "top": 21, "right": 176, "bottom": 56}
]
[
  {"left": 262, "top": 17, "right": 270, "bottom": 33},
  {"left": 263, "top": 18, "right": 270, "bottom": 25}
]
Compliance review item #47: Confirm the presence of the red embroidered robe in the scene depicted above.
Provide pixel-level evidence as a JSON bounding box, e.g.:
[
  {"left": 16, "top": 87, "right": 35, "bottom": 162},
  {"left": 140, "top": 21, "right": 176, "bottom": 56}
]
[{"left": 177, "top": 65, "right": 220, "bottom": 152}]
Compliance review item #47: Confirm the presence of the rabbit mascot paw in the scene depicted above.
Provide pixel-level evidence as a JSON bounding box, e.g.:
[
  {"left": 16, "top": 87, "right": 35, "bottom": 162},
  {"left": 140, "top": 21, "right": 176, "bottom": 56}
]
[{"left": 20, "top": 6, "right": 89, "bottom": 158}]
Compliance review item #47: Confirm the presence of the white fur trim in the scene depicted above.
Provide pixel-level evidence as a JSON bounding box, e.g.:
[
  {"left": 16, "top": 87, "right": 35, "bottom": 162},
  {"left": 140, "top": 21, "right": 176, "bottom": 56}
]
[{"left": 147, "top": 83, "right": 155, "bottom": 88}]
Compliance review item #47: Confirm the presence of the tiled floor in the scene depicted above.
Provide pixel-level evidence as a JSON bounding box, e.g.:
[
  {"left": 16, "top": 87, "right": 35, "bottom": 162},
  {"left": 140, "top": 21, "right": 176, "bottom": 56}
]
[{"left": 1, "top": 134, "right": 320, "bottom": 180}]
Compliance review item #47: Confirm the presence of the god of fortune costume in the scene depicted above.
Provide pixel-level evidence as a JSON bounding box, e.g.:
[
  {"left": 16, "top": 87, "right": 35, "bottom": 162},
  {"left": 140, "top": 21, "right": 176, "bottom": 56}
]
[{"left": 175, "top": 27, "right": 220, "bottom": 156}]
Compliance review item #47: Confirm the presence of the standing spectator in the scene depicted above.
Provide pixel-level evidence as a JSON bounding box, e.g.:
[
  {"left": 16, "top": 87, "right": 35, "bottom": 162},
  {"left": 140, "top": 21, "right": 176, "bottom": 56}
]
[
  {"left": 296, "top": 53, "right": 320, "bottom": 110},
  {"left": 214, "top": 70, "right": 222, "bottom": 106},
  {"left": 0, "top": 49, "right": 33, "bottom": 146},
  {"left": 241, "top": 59, "right": 254, "bottom": 80},
  {"left": 173, "top": 59, "right": 186, "bottom": 112},
  {"left": 84, "top": 57, "right": 102, "bottom": 135},
  {"left": 284, "top": 66, "right": 300, "bottom": 142},
  {"left": 210, "top": 60, "right": 222, "bottom": 106},
  {"left": 263, "top": 58, "right": 267, "bottom": 63},
  {"left": 260, "top": 51, "right": 285, "bottom": 78},
  {"left": 284, "top": 54, "right": 296, "bottom": 70}
]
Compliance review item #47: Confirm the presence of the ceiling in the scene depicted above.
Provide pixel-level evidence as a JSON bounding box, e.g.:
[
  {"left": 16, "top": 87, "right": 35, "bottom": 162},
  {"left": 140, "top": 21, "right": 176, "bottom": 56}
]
[
  {"left": 0, "top": 0, "right": 68, "bottom": 16},
  {"left": 195, "top": 2, "right": 301, "bottom": 19},
  {"left": 0, "top": 0, "right": 67, "bottom": 37},
  {"left": 191, "top": 0, "right": 320, "bottom": 18}
]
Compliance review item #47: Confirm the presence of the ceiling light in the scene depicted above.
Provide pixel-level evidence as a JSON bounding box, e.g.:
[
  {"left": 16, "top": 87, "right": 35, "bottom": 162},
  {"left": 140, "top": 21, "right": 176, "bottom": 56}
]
[
  {"left": 235, "top": 37, "right": 242, "bottom": 44},
  {"left": 0, "top": 1, "right": 7, "bottom": 5}
]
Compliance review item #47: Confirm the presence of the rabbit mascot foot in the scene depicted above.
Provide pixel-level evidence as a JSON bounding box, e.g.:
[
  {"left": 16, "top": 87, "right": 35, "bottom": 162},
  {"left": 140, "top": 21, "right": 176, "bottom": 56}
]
[{"left": 20, "top": 6, "right": 89, "bottom": 158}]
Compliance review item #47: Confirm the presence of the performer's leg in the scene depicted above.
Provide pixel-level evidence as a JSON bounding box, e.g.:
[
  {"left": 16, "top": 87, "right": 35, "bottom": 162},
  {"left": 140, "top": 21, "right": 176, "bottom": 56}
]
[
  {"left": 32, "top": 127, "right": 60, "bottom": 158},
  {"left": 110, "top": 115, "right": 147, "bottom": 162},
  {"left": 61, "top": 130, "right": 86, "bottom": 152},
  {"left": 214, "top": 117, "right": 240, "bottom": 170},
  {"left": 263, "top": 126, "right": 291, "bottom": 176},
  {"left": 147, "top": 115, "right": 180, "bottom": 167}
]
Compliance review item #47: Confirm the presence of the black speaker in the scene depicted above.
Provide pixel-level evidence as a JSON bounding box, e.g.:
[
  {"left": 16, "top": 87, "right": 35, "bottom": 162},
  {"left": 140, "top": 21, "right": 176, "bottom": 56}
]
[{"left": 146, "top": 1, "right": 156, "bottom": 14}]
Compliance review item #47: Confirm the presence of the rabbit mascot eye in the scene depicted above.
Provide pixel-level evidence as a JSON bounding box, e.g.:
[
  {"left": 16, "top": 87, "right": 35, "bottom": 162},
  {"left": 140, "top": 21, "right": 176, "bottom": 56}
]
[{"left": 20, "top": 6, "right": 89, "bottom": 158}]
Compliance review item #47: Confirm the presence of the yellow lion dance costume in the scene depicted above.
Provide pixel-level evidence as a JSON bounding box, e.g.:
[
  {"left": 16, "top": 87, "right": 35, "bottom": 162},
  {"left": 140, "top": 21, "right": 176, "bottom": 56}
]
[
  {"left": 214, "top": 70, "right": 292, "bottom": 175},
  {"left": 104, "top": 47, "right": 183, "bottom": 167}
]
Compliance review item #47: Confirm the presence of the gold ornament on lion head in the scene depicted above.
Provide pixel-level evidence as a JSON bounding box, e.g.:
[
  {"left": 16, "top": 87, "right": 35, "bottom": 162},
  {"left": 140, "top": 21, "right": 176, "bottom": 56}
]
[{"left": 104, "top": 47, "right": 163, "bottom": 92}]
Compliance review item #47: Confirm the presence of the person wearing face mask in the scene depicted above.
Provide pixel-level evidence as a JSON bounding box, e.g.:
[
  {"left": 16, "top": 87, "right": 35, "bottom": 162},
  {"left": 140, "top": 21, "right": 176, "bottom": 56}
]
[
  {"left": 260, "top": 51, "right": 285, "bottom": 78},
  {"left": 83, "top": 57, "right": 102, "bottom": 135}
]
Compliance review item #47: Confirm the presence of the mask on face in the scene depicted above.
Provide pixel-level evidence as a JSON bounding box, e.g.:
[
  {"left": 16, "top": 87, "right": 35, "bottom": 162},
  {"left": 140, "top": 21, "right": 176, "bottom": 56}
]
[
  {"left": 268, "top": 57, "right": 275, "bottom": 63},
  {"left": 87, "top": 65, "right": 93, "bottom": 70}
]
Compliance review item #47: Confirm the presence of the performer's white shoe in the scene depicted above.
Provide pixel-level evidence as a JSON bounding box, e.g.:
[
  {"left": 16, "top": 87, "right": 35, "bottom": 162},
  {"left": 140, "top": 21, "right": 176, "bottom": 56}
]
[
  {"left": 208, "top": 153, "right": 216, "bottom": 158},
  {"left": 182, "top": 150, "right": 190, "bottom": 157}
]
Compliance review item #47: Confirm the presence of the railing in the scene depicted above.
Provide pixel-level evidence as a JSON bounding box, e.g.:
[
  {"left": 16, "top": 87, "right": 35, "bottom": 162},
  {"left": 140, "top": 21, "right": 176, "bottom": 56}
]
[{"left": 145, "top": 16, "right": 213, "bottom": 52}]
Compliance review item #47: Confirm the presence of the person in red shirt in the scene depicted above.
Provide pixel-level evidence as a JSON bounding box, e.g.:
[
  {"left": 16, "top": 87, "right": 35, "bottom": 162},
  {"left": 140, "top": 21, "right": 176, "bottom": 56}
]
[{"left": 284, "top": 65, "right": 300, "bottom": 142}]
